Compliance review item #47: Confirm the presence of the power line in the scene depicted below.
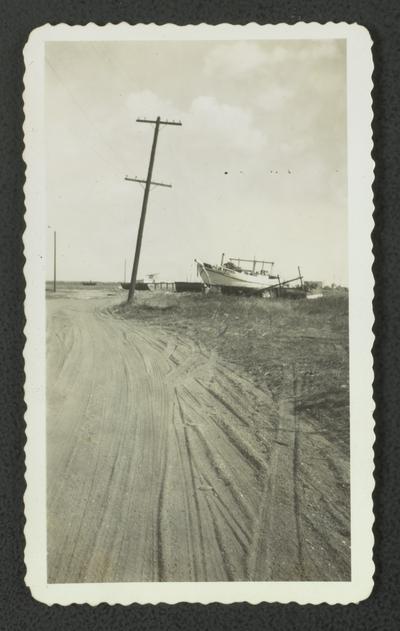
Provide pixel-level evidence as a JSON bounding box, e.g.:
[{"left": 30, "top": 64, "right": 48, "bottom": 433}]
[{"left": 45, "top": 56, "right": 127, "bottom": 174}]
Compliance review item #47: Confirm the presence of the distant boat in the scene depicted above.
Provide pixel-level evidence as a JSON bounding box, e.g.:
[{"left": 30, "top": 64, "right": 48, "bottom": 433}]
[
  {"left": 82, "top": 281, "right": 97, "bottom": 286},
  {"left": 120, "top": 282, "right": 149, "bottom": 291}
]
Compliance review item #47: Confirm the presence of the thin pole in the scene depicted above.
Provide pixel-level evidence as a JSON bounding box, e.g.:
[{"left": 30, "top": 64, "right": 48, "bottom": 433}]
[
  {"left": 298, "top": 266, "right": 303, "bottom": 289},
  {"left": 128, "top": 117, "right": 161, "bottom": 302},
  {"left": 53, "top": 231, "right": 57, "bottom": 293}
]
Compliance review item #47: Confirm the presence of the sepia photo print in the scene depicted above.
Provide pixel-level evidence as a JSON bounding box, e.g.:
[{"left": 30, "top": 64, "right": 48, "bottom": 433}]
[{"left": 23, "top": 23, "right": 374, "bottom": 605}]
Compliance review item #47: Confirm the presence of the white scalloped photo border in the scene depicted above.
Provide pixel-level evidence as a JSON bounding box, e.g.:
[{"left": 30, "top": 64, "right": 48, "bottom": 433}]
[{"left": 23, "top": 22, "right": 374, "bottom": 605}]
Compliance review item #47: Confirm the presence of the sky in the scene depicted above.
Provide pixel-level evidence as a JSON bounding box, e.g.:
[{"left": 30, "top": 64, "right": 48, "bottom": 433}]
[{"left": 45, "top": 38, "right": 347, "bottom": 285}]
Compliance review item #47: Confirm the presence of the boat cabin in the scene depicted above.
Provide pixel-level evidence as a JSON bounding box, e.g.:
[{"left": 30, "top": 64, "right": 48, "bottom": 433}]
[{"left": 222, "top": 255, "right": 276, "bottom": 277}]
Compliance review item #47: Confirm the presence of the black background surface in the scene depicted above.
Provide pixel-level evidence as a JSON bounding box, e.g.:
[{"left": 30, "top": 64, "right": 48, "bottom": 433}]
[{"left": 1, "top": 1, "right": 398, "bottom": 629}]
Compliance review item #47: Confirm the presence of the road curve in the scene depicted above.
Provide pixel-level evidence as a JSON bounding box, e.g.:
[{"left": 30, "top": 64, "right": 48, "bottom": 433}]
[{"left": 47, "top": 291, "right": 350, "bottom": 583}]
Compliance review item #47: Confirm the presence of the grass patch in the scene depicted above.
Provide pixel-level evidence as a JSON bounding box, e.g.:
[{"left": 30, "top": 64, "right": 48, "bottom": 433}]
[{"left": 114, "top": 290, "right": 349, "bottom": 453}]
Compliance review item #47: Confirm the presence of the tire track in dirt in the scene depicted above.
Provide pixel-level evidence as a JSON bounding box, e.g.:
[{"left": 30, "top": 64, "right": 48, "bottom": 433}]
[{"left": 47, "top": 293, "right": 350, "bottom": 583}]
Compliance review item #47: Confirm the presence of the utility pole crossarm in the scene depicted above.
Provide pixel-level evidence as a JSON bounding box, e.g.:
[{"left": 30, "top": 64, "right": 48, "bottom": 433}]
[
  {"left": 125, "top": 176, "right": 172, "bottom": 188},
  {"left": 136, "top": 117, "right": 182, "bottom": 126},
  {"left": 126, "top": 114, "right": 181, "bottom": 303}
]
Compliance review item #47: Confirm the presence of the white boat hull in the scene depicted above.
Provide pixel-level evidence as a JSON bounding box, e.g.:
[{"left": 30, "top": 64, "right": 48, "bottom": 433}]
[{"left": 198, "top": 264, "right": 277, "bottom": 291}]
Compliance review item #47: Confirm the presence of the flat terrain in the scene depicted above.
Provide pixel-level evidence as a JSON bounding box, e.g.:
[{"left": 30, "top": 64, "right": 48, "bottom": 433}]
[{"left": 47, "top": 286, "right": 350, "bottom": 583}]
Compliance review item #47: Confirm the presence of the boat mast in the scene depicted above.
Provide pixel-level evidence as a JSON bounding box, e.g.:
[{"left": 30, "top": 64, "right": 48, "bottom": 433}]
[
  {"left": 228, "top": 257, "right": 274, "bottom": 273},
  {"left": 298, "top": 266, "right": 304, "bottom": 289}
]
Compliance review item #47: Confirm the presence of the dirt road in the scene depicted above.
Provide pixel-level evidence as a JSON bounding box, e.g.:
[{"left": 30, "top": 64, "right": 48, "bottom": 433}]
[{"left": 47, "top": 290, "right": 350, "bottom": 582}]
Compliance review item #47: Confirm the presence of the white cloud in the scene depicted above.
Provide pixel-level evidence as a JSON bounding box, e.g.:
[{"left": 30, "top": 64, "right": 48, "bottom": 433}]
[
  {"left": 125, "top": 90, "right": 265, "bottom": 152},
  {"left": 204, "top": 40, "right": 342, "bottom": 79},
  {"left": 126, "top": 89, "right": 178, "bottom": 122},
  {"left": 296, "top": 40, "right": 343, "bottom": 61},
  {"left": 255, "top": 85, "right": 293, "bottom": 112},
  {"left": 204, "top": 41, "right": 268, "bottom": 76},
  {"left": 187, "top": 96, "right": 265, "bottom": 150}
]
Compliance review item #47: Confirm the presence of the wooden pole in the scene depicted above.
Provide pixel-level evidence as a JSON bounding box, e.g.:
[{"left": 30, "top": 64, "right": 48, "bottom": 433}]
[
  {"left": 298, "top": 266, "right": 304, "bottom": 289},
  {"left": 126, "top": 116, "right": 181, "bottom": 303},
  {"left": 53, "top": 230, "right": 57, "bottom": 293},
  {"left": 128, "top": 117, "right": 161, "bottom": 302}
]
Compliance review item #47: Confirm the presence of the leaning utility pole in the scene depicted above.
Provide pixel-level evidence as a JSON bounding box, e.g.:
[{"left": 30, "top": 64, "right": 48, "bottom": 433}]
[{"left": 125, "top": 116, "right": 182, "bottom": 302}]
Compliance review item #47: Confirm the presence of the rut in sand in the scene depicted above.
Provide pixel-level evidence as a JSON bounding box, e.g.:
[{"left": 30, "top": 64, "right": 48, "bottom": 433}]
[{"left": 47, "top": 292, "right": 350, "bottom": 582}]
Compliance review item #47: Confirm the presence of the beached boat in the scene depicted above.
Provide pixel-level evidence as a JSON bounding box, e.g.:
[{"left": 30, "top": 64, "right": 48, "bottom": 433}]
[
  {"left": 196, "top": 255, "right": 282, "bottom": 294},
  {"left": 196, "top": 255, "right": 307, "bottom": 296},
  {"left": 82, "top": 281, "right": 97, "bottom": 286}
]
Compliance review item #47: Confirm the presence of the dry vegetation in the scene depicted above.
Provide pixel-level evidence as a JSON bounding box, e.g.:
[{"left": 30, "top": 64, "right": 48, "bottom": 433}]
[{"left": 115, "top": 290, "right": 349, "bottom": 455}]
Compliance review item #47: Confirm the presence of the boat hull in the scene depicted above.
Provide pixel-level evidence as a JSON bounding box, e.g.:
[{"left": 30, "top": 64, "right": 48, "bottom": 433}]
[
  {"left": 120, "top": 282, "right": 149, "bottom": 291},
  {"left": 198, "top": 264, "right": 277, "bottom": 292}
]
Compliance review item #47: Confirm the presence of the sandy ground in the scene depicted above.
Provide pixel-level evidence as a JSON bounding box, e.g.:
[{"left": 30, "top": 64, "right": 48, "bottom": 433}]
[{"left": 47, "top": 289, "right": 350, "bottom": 582}]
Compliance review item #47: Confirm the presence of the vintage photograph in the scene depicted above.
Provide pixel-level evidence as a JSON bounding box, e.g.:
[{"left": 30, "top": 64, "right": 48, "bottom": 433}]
[{"left": 24, "top": 23, "right": 374, "bottom": 604}]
